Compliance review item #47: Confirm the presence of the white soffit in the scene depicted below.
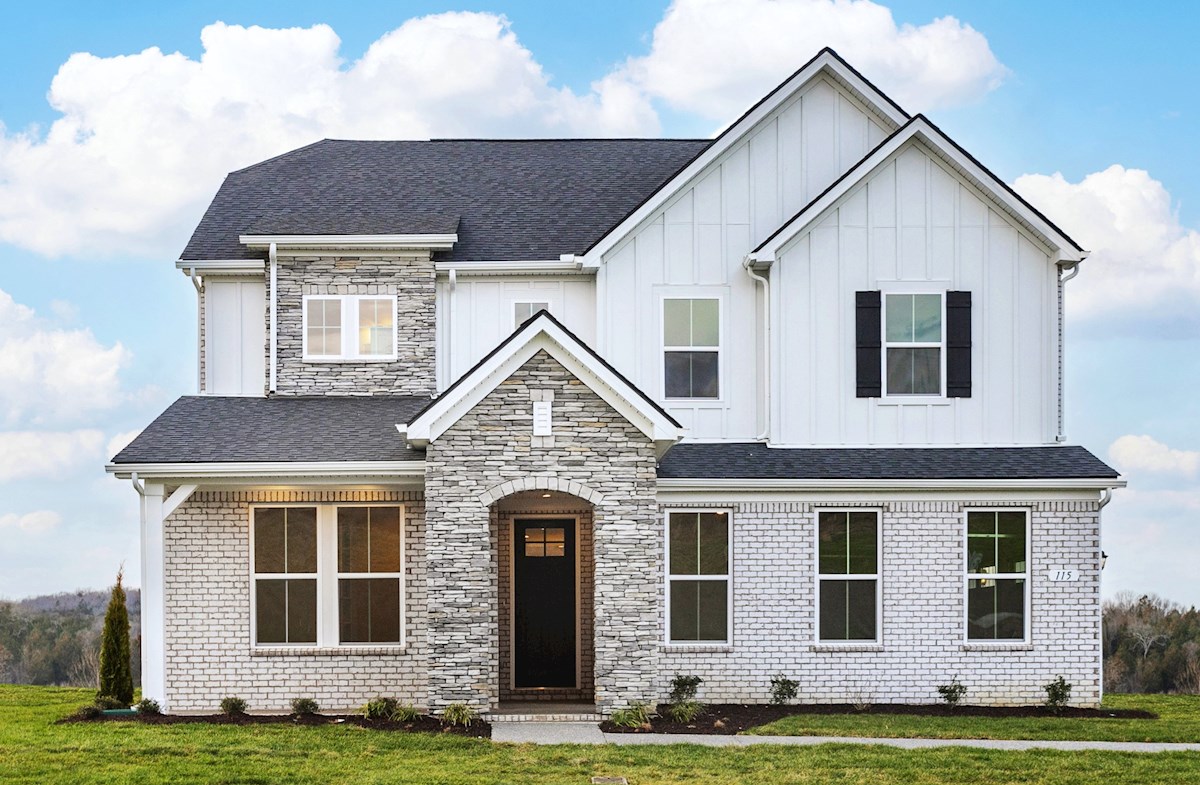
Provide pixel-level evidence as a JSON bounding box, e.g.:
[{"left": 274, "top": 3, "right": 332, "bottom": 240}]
[
  {"left": 240, "top": 233, "right": 458, "bottom": 251},
  {"left": 403, "top": 313, "right": 682, "bottom": 455}
]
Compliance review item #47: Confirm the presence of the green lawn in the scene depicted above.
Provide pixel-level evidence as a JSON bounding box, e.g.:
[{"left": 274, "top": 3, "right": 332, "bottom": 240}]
[
  {"left": 748, "top": 694, "right": 1200, "bottom": 743},
  {"left": 1, "top": 686, "right": 1199, "bottom": 785}
]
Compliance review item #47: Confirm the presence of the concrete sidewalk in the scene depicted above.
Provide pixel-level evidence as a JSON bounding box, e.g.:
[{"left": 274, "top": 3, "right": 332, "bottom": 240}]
[{"left": 490, "top": 722, "right": 1200, "bottom": 753}]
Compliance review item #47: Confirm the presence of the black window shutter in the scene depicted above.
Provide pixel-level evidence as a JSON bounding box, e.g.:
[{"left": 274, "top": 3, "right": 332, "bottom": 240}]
[
  {"left": 855, "top": 291, "right": 882, "bottom": 398},
  {"left": 946, "top": 290, "right": 972, "bottom": 398}
]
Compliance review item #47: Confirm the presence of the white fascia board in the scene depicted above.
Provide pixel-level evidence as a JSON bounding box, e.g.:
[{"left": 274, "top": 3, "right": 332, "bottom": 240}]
[
  {"left": 433, "top": 259, "right": 589, "bottom": 276},
  {"left": 106, "top": 461, "right": 425, "bottom": 481},
  {"left": 240, "top": 234, "right": 458, "bottom": 250},
  {"left": 657, "top": 477, "right": 1126, "bottom": 492},
  {"left": 579, "top": 51, "right": 909, "bottom": 268},
  {"left": 405, "top": 317, "right": 681, "bottom": 452},
  {"left": 757, "top": 118, "right": 1085, "bottom": 262},
  {"left": 176, "top": 259, "right": 266, "bottom": 275}
]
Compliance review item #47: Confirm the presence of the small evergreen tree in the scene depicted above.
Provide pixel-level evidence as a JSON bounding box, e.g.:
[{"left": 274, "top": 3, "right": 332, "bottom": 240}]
[{"left": 98, "top": 568, "right": 133, "bottom": 704}]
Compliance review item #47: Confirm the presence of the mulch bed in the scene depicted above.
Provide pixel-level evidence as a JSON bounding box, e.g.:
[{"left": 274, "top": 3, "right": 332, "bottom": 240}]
[
  {"left": 58, "top": 711, "right": 491, "bottom": 738},
  {"left": 599, "top": 703, "right": 1158, "bottom": 735}
]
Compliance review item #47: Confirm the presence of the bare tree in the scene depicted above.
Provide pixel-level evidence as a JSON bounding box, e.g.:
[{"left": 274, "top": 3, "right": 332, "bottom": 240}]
[
  {"left": 0, "top": 643, "right": 11, "bottom": 683},
  {"left": 67, "top": 637, "right": 100, "bottom": 689},
  {"left": 1179, "top": 642, "right": 1200, "bottom": 695},
  {"left": 1128, "top": 621, "right": 1169, "bottom": 660}
]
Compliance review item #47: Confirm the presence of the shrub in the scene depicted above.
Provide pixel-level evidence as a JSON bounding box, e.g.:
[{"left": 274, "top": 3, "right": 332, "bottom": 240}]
[
  {"left": 93, "top": 695, "right": 127, "bottom": 710},
  {"left": 136, "top": 698, "right": 162, "bottom": 715},
  {"left": 391, "top": 703, "right": 420, "bottom": 722},
  {"left": 769, "top": 674, "right": 799, "bottom": 706},
  {"left": 442, "top": 702, "right": 478, "bottom": 727},
  {"left": 74, "top": 704, "right": 103, "bottom": 720},
  {"left": 668, "top": 674, "right": 702, "bottom": 704},
  {"left": 850, "top": 692, "right": 872, "bottom": 713},
  {"left": 936, "top": 676, "right": 967, "bottom": 707},
  {"left": 98, "top": 569, "right": 134, "bottom": 705},
  {"left": 1044, "top": 676, "right": 1072, "bottom": 713},
  {"left": 361, "top": 697, "right": 399, "bottom": 721},
  {"left": 290, "top": 697, "right": 320, "bottom": 716},
  {"left": 220, "top": 696, "right": 248, "bottom": 716},
  {"left": 609, "top": 702, "right": 652, "bottom": 728},
  {"left": 665, "top": 700, "right": 702, "bottom": 723}
]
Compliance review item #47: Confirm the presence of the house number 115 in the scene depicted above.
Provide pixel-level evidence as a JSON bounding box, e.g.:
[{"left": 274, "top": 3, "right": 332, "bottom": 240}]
[{"left": 1046, "top": 569, "right": 1080, "bottom": 582}]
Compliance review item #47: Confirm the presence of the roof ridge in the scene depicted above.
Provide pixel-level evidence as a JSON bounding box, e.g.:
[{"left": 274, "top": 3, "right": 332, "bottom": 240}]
[{"left": 228, "top": 138, "right": 332, "bottom": 175}]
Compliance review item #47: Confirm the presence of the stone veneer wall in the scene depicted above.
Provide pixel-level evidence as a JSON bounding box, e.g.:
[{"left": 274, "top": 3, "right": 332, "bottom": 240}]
[
  {"left": 424, "top": 349, "right": 659, "bottom": 712},
  {"left": 658, "top": 499, "right": 1103, "bottom": 707},
  {"left": 495, "top": 505, "right": 595, "bottom": 702},
  {"left": 270, "top": 254, "right": 436, "bottom": 395},
  {"left": 163, "top": 490, "right": 427, "bottom": 712}
]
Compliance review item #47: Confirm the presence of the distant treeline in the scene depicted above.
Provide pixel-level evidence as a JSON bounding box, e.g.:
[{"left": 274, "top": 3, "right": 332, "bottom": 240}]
[
  {"left": 0, "top": 587, "right": 1197, "bottom": 694},
  {"left": 1103, "top": 593, "right": 1200, "bottom": 694},
  {"left": 0, "top": 589, "right": 140, "bottom": 687}
]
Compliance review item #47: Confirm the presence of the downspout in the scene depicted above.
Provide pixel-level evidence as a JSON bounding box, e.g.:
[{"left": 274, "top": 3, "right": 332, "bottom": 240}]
[
  {"left": 1056, "top": 259, "right": 1082, "bottom": 442},
  {"left": 1097, "top": 483, "right": 1113, "bottom": 704},
  {"left": 269, "top": 243, "right": 278, "bottom": 394},
  {"left": 188, "top": 268, "right": 202, "bottom": 393},
  {"left": 131, "top": 472, "right": 146, "bottom": 527},
  {"left": 743, "top": 255, "right": 770, "bottom": 441}
]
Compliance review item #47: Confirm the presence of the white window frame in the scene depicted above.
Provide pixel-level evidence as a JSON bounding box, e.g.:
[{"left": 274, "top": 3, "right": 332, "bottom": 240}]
[
  {"left": 512, "top": 300, "right": 551, "bottom": 329},
  {"left": 249, "top": 502, "right": 406, "bottom": 649},
  {"left": 882, "top": 291, "right": 946, "bottom": 398},
  {"left": 660, "top": 295, "right": 723, "bottom": 402},
  {"left": 664, "top": 508, "right": 733, "bottom": 646},
  {"left": 963, "top": 508, "right": 1031, "bottom": 645},
  {"left": 813, "top": 508, "right": 882, "bottom": 646},
  {"left": 301, "top": 294, "right": 398, "bottom": 362}
]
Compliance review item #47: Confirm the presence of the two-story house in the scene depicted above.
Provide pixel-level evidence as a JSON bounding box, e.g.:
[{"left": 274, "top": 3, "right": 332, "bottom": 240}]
[{"left": 107, "top": 49, "right": 1123, "bottom": 715}]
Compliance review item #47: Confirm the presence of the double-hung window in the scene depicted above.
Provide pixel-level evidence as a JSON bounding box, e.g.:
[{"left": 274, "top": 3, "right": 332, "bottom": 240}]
[
  {"left": 303, "top": 295, "right": 396, "bottom": 361},
  {"left": 884, "top": 293, "right": 942, "bottom": 395},
  {"left": 965, "top": 510, "right": 1029, "bottom": 642},
  {"left": 663, "top": 298, "right": 720, "bottom": 399},
  {"left": 816, "top": 510, "right": 880, "bottom": 642},
  {"left": 666, "top": 511, "right": 730, "bottom": 643},
  {"left": 252, "top": 504, "right": 405, "bottom": 648}
]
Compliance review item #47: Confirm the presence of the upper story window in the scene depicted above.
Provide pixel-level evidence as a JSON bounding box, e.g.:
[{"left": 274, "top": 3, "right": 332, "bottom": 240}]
[
  {"left": 884, "top": 293, "right": 942, "bottom": 396},
  {"left": 663, "top": 298, "right": 720, "bottom": 399},
  {"left": 303, "top": 295, "right": 396, "bottom": 361},
  {"left": 965, "top": 510, "right": 1029, "bottom": 642},
  {"left": 514, "top": 301, "right": 550, "bottom": 328}
]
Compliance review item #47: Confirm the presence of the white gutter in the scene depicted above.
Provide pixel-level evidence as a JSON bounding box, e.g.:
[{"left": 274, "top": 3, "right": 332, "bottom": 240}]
[
  {"left": 1056, "top": 256, "right": 1085, "bottom": 441},
  {"left": 188, "top": 268, "right": 202, "bottom": 393},
  {"left": 175, "top": 259, "right": 265, "bottom": 275},
  {"left": 106, "top": 460, "right": 426, "bottom": 481},
  {"left": 743, "top": 255, "right": 771, "bottom": 441},
  {"left": 658, "top": 477, "right": 1126, "bottom": 492},
  {"left": 269, "top": 243, "right": 278, "bottom": 394},
  {"left": 241, "top": 233, "right": 458, "bottom": 250},
  {"left": 433, "top": 258, "right": 588, "bottom": 276}
]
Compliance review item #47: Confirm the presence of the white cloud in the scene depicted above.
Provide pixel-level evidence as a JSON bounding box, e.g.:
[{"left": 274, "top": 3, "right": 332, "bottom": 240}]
[
  {"left": 0, "top": 15, "right": 658, "bottom": 259},
  {"left": 614, "top": 0, "right": 1007, "bottom": 121},
  {"left": 0, "top": 288, "right": 131, "bottom": 426},
  {"left": 105, "top": 429, "right": 142, "bottom": 460},
  {"left": 1013, "top": 166, "right": 1200, "bottom": 331},
  {"left": 1109, "top": 434, "right": 1200, "bottom": 478},
  {"left": 0, "top": 430, "right": 106, "bottom": 482},
  {"left": 0, "top": 510, "right": 61, "bottom": 533}
]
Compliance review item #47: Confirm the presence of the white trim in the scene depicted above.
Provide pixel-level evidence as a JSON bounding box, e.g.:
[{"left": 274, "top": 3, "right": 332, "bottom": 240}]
[
  {"left": 754, "top": 118, "right": 1086, "bottom": 263},
  {"left": 882, "top": 292, "right": 946, "bottom": 398},
  {"left": 580, "top": 50, "right": 907, "bottom": 267},
  {"left": 302, "top": 294, "right": 399, "bottom": 362},
  {"left": 963, "top": 508, "right": 1032, "bottom": 645},
  {"left": 508, "top": 514, "right": 582, "bottom": 692},
  {"left": 660, "top": 295, "right": 724, "bottom": 402},
  {"left": 813, "top": 508, "right": 882, "bottom": 646},
  {"left": 106, "top": 461, "right": 425, "bottom": 481},
  {"left": 249, "top": 502, "right": 407, "bottom": 650},
  {"left": 162, "top": 484, "right": 198, "bottom": 518},
  {"left": 241, "top": 234, "right": 458, "bottom": 250},
  {"left": 663, "top": 508, "right": 734, "bottom": 646},
  {"left": 403, "top": 312, "right": 683, "bottom": 457},
  {"left": 140, "top": 483, "right": 167, "bottom": 709},
  {"left": 657, "top": 477, "right": 1125, "bottom": 492},
  {"left": 435, "top": 260, "right": 589, "bottom": 276},
  {"left": 177, "top": 259, "right": 266, "bottom": 276}
]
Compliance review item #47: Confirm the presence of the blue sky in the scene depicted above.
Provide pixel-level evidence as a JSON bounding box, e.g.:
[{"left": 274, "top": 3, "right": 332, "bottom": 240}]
[{"left": 1, "top": 0, "right": 1197, "bottom": 605}]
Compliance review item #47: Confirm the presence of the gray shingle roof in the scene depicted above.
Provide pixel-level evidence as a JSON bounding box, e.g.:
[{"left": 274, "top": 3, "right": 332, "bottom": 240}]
[
  {"left": 181, "top": 138, "right": 711, "bottom": 262},
  {"left": 656, "top": 443, "right": 1118, "bottom": 480},
  {"left": 112, "top": 396, "right": 429, "bottom": 464}
]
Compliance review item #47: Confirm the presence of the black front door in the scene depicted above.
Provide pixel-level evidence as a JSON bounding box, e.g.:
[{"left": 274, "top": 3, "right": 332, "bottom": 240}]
[{"left": 513, "top": 519, "right": 576, "bottom": 688}]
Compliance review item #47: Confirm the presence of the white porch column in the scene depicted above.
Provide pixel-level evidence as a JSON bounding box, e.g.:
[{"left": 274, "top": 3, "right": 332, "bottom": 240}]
[{"left": 141, "top": 483, "right": 167, "bottom": 710}]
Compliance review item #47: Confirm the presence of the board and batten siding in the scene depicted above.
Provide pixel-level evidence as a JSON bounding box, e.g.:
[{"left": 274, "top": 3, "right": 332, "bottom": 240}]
[
  {"left": 203, "top": 278, "right": 266, "bottom": 396},
  {"left": 773, "top": 141, "right": 1058, "bottom": 446},
  {"left": 435, "top": 276, "right": 596, "bottom": 389},
  {"left": 597, "top": 77, "right": 891, "bottom": 441}
]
